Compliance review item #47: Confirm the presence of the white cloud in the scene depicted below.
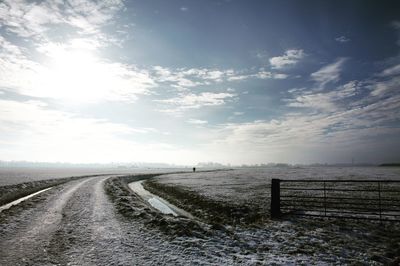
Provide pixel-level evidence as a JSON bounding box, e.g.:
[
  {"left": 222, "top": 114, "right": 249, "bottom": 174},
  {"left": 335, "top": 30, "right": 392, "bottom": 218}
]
[
  {"left": 0, "top": 0, "right": 124, "bottom": 39},
  {"left": 158, "top": 92, "right": 236, "bottom": 108},
  {"left": 0, "top": 36, "right": 45, "bottom": 93},
  {"left": 180, "top": 7, "right": 188, "bottom": 12},
  {"left": 0, "top": 38, "right": 156, "bottom": 103},
  {"left": 287, "top": 93, "right": 337, "bottom": 111},
  {"left": 0, "top": 0, "right": 62, "bottom": 38},
  {"left": 272, "top": 73, "right": 289, "bottom": 79},
  {"left": 269, "top": 49, "right": 304, "bottom": 69},
  {"left": 0, "top": 99, "right": 204, "bottom": 164},
  {"left": 311, "top": 58, "right": 347, "bottom": 87},
  {"left": 217, "top": 118, "right": 317, "bottom": 148},
  {"left": 336, "top": 81, "right": 359, "bottom": 98},
  {"left": 227, "top": 75, "right": 249, "bottom": 81},
  {"left": 227, "top": 70, "right": 288, "bottom": 81},
  {"left": 153, "top": 66, "right": 202, "bottom": 89},
  {"left": 286, "top": 81, "right": 359, "bottom": 111},
  {"left": 368, "top": 76, "right": 400, "bottom": 97},
  {"left": 0, "top": 99, "right": 133, "bottom": 135},
  {"left": 203, "top": 70, "right": 227, "bottom": 81},
  {"left": 156, "top": 92, "right": 237, "bottom": 114},
  {"left": 0, "top": 0, "right": 153, "bottom": 104},
  {"left": 205, "top": 91, "right": 400, "bottom": 163},
  {"left": 335, "top": 36, "right": 350, "bottom": 43},
  {"left": 378, "top": 64, "right": 400, "bottom": 77},
  {"left": 179, "top": 68, "right": 233, "bottom": 83},
  {"left": 187, "top": 119, "right": 208, "bottom": 125},
  {"left": 154, "top": 66, "right": 288, "bottom": 88},
  {"left": 255, "top": 71, "right": 289, "bottom": 80}
]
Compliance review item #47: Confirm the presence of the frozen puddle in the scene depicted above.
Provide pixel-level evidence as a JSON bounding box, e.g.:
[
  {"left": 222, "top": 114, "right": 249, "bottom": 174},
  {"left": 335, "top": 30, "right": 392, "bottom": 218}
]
[
  {"left": 128, "top": 180, "right": 193, "bottom": 218},
  {"left": 0, "top": 187, "right": 52, "bottom": 213}
]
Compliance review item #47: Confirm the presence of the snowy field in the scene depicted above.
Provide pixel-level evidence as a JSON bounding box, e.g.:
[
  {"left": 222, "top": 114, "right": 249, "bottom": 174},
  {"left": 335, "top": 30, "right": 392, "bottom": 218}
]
[
  {"left": 0, "top": 167, "right": 187, "bottom": 186},
  {"left": 142, "top": 166, "right": 400, "bottom": 264},
  {"left": 151, "top": 166, "right": 400, "bottom": 213},
  {"left": 1, "top": 166, "right": 399, "bottom": 264}
]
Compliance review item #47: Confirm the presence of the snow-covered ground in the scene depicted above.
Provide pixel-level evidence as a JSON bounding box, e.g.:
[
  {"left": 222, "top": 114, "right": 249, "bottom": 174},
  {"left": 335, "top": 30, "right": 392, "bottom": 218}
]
[
  {"left": 143, "top": 167, "right": 400, "bottom": 264},
  {"left": 152, "top": 166, "right": 400, "bottom": 210},
  {"left": 1, "top": 167, "right": 399, "bottom": 264},
  {"left": 0, "top": 167, "right": 188, "bottom": 186}
]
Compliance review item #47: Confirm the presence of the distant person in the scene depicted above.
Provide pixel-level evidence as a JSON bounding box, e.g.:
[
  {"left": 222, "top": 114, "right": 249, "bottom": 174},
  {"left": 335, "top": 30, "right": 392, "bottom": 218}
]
[{"left": 193, "top": 167, "right": 196, "bottom": 172}]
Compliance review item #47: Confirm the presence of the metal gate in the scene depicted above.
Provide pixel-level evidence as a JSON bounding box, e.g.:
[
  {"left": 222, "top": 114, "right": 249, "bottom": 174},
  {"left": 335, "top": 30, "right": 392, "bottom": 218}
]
[{"left": 270, "top": 179, "right": 400, "bottom": 221}]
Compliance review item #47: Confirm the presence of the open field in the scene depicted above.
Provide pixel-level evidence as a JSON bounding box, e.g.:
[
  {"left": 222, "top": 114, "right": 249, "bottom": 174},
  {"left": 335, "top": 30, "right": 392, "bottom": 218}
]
[
  {"left": 145, "top": 167, "right": 400, "bottom": 222},
  {"left": 142, "top": 167, "right": 400, "bottom": 264},
  {"left": 0, "top": 167, "right": 188, "bottom": 186},
  {"left": 1, "top": 167, "right": 400, "bottom": 264}
]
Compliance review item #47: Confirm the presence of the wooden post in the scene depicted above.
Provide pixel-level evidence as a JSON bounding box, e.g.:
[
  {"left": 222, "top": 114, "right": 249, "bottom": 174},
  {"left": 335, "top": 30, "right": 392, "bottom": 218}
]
[{"left": 271, "top": 179, "right": 281, "bottom": 218}]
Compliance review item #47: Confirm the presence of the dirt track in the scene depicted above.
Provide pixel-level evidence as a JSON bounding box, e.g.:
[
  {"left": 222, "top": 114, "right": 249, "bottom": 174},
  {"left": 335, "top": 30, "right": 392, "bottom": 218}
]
[
  {"left": 2, "top": 174, "right": 398, "bottom": 265},
  {"left": 0, "top": 175, "right": 222, "bottom": 265}
]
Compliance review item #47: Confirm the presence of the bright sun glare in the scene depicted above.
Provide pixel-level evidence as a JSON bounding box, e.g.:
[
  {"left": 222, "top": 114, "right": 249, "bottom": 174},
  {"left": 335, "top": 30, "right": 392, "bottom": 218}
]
[{"left": 35, "top": 45, "right": 114, "bottom": 102}]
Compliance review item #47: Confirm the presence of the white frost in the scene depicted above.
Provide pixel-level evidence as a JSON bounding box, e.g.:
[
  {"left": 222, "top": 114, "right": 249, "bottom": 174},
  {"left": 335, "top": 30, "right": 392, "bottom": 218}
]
[
  {"left": 128, "top": 180, "right": 193, "bottom": 218},
  {"left": 0, "top": 187, "right": 52, "bottom": 212}
]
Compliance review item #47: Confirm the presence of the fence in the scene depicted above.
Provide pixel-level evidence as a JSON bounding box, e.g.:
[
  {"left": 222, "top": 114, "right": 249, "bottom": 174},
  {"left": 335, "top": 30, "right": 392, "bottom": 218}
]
[{"left": 270, "top": 179, "right": 400, "bottom": 222}]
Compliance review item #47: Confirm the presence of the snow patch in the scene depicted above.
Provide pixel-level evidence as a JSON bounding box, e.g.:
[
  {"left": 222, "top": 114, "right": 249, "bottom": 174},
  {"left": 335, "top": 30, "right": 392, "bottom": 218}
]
[{"left": 0, "top": 187, "right": 52, "bottom": 212}]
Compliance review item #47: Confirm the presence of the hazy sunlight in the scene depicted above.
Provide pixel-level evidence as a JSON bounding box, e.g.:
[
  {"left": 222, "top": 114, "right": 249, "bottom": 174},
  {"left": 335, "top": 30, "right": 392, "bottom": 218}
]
[{"left": 35, "top": 45, "right": 115, "bottom": 102}]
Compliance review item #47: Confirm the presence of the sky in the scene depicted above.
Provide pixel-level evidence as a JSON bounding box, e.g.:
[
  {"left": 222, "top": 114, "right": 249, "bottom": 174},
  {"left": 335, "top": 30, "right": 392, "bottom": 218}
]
[{"left": 0, "top": 0, "right": 400, "bottom": 165}]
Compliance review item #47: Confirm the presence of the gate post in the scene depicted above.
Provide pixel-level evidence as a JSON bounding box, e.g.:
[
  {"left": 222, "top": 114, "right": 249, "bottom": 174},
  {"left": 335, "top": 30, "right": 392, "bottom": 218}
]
[{"left": 270, "top": 179, "right": 281, "bottom": 218}]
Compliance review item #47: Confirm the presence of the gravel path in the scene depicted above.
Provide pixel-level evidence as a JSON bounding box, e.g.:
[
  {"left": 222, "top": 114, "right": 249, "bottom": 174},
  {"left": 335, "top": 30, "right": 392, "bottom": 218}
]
[{"left": 0, "top": 175, "right": 227, "bottom": 265}]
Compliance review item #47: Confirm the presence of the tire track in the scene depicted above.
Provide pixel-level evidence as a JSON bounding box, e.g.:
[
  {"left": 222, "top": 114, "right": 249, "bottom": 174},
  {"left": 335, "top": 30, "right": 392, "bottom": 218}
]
[
  {"left": 0, "top": 176, "right": 96, "bottom": 265},
  {"left": 0, "top": 175, "right": 234, "bottom": 265},
  {"left": 47, "top": 176, "right": 127, "bottom": 265}
]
